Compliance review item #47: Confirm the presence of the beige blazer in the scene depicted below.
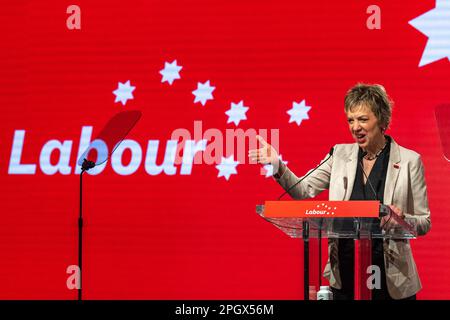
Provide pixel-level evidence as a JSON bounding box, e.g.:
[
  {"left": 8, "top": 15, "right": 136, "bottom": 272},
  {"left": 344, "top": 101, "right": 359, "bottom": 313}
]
[{"left": 275, "top": 137, "right": 431, "bottom": 299}]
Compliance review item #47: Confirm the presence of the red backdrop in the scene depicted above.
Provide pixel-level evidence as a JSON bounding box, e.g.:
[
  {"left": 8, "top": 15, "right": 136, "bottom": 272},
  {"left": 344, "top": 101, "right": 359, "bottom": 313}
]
[{"left": 0, "top": 0, "right": 449, "bottom": 299}]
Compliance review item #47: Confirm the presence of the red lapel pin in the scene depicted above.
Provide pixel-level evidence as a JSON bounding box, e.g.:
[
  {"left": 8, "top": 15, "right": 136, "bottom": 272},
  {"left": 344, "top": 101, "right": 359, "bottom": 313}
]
[{"left": 393, "top": 164, "right": 400, "bottom": 169}]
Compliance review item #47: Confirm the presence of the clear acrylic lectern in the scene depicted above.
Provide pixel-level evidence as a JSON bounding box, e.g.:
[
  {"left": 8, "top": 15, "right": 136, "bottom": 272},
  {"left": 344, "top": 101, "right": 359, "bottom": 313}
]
[{"left": 256, "top": 201, "right": 417, "bottom": 300}]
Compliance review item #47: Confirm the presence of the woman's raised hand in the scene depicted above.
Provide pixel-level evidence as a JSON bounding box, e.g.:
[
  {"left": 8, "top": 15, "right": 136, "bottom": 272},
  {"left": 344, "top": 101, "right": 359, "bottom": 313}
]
[{"left": 248, "top": 135, "right": 279, "bottom": 165}]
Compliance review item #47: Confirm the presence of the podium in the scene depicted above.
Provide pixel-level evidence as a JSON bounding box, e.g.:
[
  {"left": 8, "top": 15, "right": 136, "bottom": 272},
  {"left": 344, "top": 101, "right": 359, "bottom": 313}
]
[{"left": 256, "top": 201, "right": 417, "bottom": 300}]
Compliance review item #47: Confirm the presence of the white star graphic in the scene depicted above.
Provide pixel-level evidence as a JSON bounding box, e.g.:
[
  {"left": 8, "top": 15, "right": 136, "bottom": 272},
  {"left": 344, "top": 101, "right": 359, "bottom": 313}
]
[
  {"left": 159, "top": 60, "right": 182, "bottom": 85},
  {"left": 287, "top": 100, "right": 311, "bottom": 126},
  {"left": 113, "top": 80, "right": 136, "bottom": 105},
  {"left": 192, "top": 80, "right": 215, "bottom": 106},
  {"left": 409, "top": 0, "right": 450, "bottom": 67},
  {"left": 262, "top": 155, "right": 288, "bottom": 178},
  {"left": 225, "top": 101, "right": 249, "bottom": 126},
  {"left": 216, "top": 156, "right": 239, "bottom": 180}
]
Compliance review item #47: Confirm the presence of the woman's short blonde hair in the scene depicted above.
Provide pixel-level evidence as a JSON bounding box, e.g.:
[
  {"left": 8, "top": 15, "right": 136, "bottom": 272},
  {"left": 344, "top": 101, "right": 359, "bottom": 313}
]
[{"left": 344, "top": 83, "right": 393, "bottom": 131}]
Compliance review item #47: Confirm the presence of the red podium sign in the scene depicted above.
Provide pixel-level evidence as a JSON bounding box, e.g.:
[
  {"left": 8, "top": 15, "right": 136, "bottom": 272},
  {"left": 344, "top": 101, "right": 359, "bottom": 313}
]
[{"left": 263, "top": 200, "right": 379, "bottom": 218}]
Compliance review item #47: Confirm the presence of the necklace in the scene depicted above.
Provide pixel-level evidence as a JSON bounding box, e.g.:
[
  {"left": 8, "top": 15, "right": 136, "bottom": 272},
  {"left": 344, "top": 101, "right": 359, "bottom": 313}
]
[{"left": 364, "top": 140, "right": 388, "bottom": 161}]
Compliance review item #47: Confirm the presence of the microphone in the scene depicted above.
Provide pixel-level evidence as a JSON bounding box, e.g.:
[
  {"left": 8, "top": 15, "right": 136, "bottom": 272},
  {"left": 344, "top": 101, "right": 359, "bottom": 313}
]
[{"left": 277, "top": 147, "right": 334, "bottom": 200}]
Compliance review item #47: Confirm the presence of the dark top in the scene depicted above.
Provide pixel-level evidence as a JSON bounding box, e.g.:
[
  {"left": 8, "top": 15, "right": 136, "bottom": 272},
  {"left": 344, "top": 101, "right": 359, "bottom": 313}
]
[
  {"left": 350, "top": 135, "right": 391, "bottom": 202},
  {"left": 336, "top": 136, "right": 391, "bottom": 295}
]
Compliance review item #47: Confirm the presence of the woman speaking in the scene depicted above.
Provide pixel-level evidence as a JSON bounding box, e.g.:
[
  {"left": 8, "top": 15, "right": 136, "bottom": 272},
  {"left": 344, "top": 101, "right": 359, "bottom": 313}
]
[{"left": 249, "top": 83, "right": 431, "bottom": 300}]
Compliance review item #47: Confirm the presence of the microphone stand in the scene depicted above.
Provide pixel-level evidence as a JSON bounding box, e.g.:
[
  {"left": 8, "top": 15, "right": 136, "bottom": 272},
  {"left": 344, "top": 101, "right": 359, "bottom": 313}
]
[
  {"left": 78, "top": 158, "right": 95, "bottom": 301},
  {"left": 73, "top": 110, "right": 142, "bottom": 301}
]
